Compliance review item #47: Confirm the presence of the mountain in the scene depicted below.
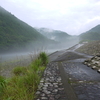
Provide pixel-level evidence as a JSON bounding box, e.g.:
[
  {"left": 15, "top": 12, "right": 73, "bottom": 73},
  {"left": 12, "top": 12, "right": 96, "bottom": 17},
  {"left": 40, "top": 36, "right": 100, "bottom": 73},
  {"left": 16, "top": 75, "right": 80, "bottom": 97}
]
[
  {"left": 36, "top": 28, "right": 79, "bottom": 50},
  {"left": 79, "top": 25, "right": 100, "bottom": 42},
  {"left": 36, "top": 28, "right": 71, "bottom": 42},
  {"left": 0, "top": 6, "right": 53, "bottom": 53}
]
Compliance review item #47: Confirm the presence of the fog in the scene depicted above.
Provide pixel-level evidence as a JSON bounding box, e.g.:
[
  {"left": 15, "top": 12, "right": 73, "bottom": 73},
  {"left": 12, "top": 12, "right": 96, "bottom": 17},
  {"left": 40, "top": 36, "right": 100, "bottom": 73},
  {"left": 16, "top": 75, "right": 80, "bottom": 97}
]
[
  {"left": 1, "top": 0, "right": 100, "bottom": 35},
  {"left": 0, "top": 36, "right": 79, "bottom": 63},
  {"left": 0, "top": 36, "right": 79, "bottom": 77}
]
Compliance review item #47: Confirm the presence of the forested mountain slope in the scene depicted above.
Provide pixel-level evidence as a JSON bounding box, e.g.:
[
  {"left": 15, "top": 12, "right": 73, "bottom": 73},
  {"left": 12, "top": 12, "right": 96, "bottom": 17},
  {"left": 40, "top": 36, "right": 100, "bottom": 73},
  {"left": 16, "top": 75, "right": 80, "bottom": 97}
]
[
  {"left": 79, "top": 25, "right": 100, "bottom": 42},
  {"left": 0, "top": 6, "right": 51, "bottom": 53}
]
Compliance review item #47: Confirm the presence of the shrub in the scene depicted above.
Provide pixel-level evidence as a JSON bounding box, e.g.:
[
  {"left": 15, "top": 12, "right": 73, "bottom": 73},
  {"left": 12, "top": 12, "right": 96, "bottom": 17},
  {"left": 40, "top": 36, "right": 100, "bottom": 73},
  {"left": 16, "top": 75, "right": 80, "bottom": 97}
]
[
  {"left": 38, "top": 52, "right": 48, "bottom": 66},
  {"left": 31, "top": 58, "right": 42, "bottom": 72}
]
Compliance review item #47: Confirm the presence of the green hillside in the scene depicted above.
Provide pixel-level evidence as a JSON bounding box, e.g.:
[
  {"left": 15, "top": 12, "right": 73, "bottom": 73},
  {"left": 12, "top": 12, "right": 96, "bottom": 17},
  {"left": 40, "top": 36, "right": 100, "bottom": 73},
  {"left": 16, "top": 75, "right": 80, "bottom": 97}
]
[
  {"left": 79, "top": 25, "right": 100, "bottom": 42},
  {"left": 89, "top": 25, "right": 100, "bottom": 33},
  {"left": 0, "top": 6, "right": 49, "bottom": 53}
]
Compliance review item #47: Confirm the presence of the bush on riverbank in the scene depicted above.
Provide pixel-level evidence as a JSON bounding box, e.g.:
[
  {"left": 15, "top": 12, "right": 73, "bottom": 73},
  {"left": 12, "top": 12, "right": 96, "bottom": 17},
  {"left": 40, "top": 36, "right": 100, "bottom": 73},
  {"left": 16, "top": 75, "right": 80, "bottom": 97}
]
[{"left": 0, "top": 52, "right": 48, "bottom": 100}]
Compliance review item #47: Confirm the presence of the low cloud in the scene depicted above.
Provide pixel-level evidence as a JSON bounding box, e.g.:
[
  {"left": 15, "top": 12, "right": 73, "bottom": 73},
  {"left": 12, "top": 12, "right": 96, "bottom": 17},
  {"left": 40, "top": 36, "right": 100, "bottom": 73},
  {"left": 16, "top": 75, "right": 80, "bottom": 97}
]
[{"left": 0, "top": 0, "right": 100, "bottom": 35}]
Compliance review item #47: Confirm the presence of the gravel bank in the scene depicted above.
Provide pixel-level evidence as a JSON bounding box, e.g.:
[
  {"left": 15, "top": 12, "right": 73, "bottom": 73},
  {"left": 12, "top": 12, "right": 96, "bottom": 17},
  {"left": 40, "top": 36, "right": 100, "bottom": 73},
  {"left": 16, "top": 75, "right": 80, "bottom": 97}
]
[
  {"left": 35, "top": 62, "right": 68, "bottom": 100},
  {"left": 76, "top": 41, "right": 100, "bottom": 56}
]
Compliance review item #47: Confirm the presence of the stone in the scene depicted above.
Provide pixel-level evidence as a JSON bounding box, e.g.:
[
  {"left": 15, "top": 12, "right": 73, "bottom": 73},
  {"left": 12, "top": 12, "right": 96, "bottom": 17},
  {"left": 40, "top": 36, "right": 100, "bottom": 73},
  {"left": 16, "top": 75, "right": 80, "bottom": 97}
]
[
  {"left": 92, "top": 66, "right": 96, "bottom": 69},
  {"left": 53, "top": 89, "right": 58, "bottom": 93},
  {"left": 53, "top": 83, "right": 58, "bottom": 85},
  {"left": 45, "top": 78, "right": 49, "bottom": 81},
  {"left": 55, "top": 94, "right": 60, "bottom": 99},
  {"left": 40, "top": 83, "right": 44, "bottom": 85},
  {"left": 87, "top": 63, "right": 91, "bottom": 66},
  {"left": 59, "top": 83, "right": 63, "bottom": 85},
  {"left": 78, "top": 81, "right": 84, "bottom": 83},
  {"left": 41, "top": 93, "right": 45, "bottom": 96},
  {"left": 40, "top": 78, "right": 44, "bottom": 82},
  {"left": 43, "top": 87, "right": 47, "bottom": 90},
  {"left": 97, "top": 69, "right": 100, "bottom": 73},
  {"left": 58, "top": 88, "right": 64, "bottom": 91},
  {"left": 46, "top": 91, "right": 51, "bottom": 94},
  {"left": 54, "top": 85, "right": 58, "bottom": 88},
  {"left": 49, "top": 97, "right": 55, "bottom": 100},
  {"left": 45, "top": 83, "right": 50, "bottom": 85},
  {"left": 36, "top": 91, "right": 41, "bottom": 95},
  {"left": 95, "top": 61, "right": 99, "bottom": 64},
  {"left": 41, "top": 97, "right": 48, "bottom": 99}
]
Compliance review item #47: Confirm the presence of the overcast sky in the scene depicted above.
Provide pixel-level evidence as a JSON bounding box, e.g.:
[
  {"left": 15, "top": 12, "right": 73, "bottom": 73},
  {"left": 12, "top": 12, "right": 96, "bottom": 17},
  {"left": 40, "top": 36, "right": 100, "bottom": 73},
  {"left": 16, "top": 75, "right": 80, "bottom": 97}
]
[{"left": 0, "top": 0, "right": 100, "bottom": 35}]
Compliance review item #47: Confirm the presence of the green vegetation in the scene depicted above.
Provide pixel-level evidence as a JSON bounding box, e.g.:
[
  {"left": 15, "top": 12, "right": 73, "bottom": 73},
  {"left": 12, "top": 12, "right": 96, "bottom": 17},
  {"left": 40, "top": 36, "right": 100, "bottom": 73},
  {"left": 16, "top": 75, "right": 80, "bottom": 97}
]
[
  {"left": 79, "top": 25, "right": 100, "bottom": 42},
  {"left": 12, "top": 67, "right": 27, "bottom": 76},
  {"left": 39, "top": 52, "right": 48, "bottom": 65},
  {"left": 0, "top": 52, "right": 48, "bottom": 100},
  {"left": 0, "top": 76, "right": 6, "bottom": 97},
  {"left": 80, "top": 32, "right": 100, "bottom": 42},
  {"left": 0, "top": 6, "right": 48, "bottom": 53}
]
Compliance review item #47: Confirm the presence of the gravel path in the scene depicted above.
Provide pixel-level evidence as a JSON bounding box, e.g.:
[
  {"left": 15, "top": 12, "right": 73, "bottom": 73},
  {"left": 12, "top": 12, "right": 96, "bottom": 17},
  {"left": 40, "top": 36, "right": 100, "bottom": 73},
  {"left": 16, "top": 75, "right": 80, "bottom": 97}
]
[{"left": 35, "top": 62, "right": 68, "bottom": 100}]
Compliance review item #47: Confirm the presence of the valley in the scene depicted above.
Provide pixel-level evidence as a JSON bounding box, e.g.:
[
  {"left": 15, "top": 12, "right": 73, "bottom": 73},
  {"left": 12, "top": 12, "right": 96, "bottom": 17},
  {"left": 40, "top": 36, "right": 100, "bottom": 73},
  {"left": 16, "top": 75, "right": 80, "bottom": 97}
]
[
  {"left": 0, "top": 1, "right": 100, "bottom": 99},
  {"left": 0, "top": 7, "right": 100, "bottom": 100}
]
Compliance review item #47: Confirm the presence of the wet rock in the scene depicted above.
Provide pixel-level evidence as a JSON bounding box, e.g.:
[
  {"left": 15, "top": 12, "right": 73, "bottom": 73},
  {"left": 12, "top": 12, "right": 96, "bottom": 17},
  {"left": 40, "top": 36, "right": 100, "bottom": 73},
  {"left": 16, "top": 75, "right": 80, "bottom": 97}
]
[
  {"left": 84, "top": 55, "right": 100, "bottom": 73},
  {"left": 97, "top": 69, "right": 100, "bottom": 73}
]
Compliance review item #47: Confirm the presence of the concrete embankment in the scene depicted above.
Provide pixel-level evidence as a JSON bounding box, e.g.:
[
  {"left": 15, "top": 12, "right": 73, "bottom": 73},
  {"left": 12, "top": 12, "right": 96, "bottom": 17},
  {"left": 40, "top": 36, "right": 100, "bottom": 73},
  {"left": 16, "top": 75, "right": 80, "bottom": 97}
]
[
  {"left": 36, "top": 44, "right": 100, "bottom": 100},
  {"left": 35, "top": 50, "right": 78, "bottom": 100}
]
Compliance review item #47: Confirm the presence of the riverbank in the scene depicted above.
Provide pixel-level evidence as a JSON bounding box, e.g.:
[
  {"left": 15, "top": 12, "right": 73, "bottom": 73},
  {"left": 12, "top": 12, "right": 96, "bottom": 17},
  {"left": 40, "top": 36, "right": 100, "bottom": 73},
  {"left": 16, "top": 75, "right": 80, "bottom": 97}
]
[
  {"left": 0, "top": 52, "right": 48, "bottom": 100},
  {"left": 76, "top": 40, "right": 100, "bottom": 56},
  {"left": 36, "top": 43, "right": 100, "bottom": 100},
  {"left": 1, "top": 43, "right": 100, "bottom": 100}
]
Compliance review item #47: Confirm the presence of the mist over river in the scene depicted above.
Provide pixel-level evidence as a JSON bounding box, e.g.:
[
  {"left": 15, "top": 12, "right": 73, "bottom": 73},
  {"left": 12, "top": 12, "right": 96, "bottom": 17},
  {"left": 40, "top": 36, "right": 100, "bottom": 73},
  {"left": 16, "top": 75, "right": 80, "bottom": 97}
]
[
  {"left": 1, "top": 46, "right": 77, "bottom": 63},
  {"left": 0, "top": 48, "right": 68, "bottom": 63}
]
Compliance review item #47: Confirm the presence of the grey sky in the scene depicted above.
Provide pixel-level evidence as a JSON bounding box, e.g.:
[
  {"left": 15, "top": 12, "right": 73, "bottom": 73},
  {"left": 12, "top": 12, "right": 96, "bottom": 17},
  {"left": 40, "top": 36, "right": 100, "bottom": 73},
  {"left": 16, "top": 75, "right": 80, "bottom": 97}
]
[{"left": 0, "top": 0, "right": 100, "bottom": 35}]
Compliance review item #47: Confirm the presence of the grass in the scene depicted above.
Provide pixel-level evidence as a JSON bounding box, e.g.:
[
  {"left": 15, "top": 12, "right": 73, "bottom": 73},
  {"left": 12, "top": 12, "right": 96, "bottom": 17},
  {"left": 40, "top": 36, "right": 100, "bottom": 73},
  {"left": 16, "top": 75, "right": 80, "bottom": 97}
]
[
  {"left": 0, "top": 76, "right": 6, "bottom": 97},
  {"left": 0, "top": 52, "right": 48, "bottom": 100}
]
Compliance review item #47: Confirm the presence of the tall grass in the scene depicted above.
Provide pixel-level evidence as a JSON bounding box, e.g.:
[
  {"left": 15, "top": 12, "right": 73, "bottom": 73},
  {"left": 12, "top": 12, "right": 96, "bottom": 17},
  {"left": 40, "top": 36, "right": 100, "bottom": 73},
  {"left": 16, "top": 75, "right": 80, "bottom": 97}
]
[
  {"left": 39, "top": 52, "right": 48, "bottom": 65},
  {"left": 0, "top": 52, "right": 48, "bottom": 100},
  {"left": 0, "top": 76, "right": 6, "bottom": 97}
]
